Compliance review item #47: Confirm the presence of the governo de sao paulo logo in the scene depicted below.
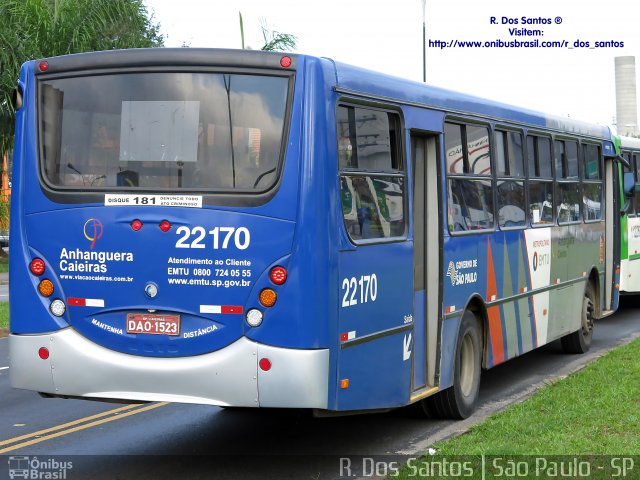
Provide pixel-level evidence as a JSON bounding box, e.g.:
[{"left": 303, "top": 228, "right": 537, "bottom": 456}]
[{"left": 83, "top": 218, "right": 104, "bottom": 249}]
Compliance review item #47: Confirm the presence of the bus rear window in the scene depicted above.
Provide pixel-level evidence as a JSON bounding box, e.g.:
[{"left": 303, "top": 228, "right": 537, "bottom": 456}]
[{"left": 39, "top": 72, "right": 290, "bottom": 192}]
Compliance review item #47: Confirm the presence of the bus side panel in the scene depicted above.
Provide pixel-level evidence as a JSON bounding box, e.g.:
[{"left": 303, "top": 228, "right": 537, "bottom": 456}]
[
  {"left": 338, "top": 333, "right": 411, "bottom": 410},
  {"left": 336, "top": 243, "right": 413, "bottom": 410},
  {"left": 444, "top": 230, "right": 537, "bottom": 371},
  {"left": 492, "top": 230, "right": 535, "bottom": 362},
  {"left": 622, "top": 216, "right": 640, "bottom": 292},
  {"left": 10, "top": 63, "right": 67, "bottom": 334}
]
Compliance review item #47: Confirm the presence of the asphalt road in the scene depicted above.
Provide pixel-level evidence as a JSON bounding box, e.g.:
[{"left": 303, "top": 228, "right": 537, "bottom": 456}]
[{"left": 1, "top": 300, "right": 639, "bottom": 480}]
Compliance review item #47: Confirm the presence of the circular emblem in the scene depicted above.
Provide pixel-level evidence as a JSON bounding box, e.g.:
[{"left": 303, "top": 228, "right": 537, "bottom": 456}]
[
  {"left": 533, "top": 251, "right": 538, "bottom": 271},
  {"left": 83, "top": 218, "right": 104, "bottom": 249}
]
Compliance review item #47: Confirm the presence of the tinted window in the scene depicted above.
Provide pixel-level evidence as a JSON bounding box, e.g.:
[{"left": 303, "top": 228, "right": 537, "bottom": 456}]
[
  {"left": 338, "top": 106, "right": 405, "bottom": 242},
  {"left": 583, "top": 183, "right": 603, "bottom": 221},
  {"left": 497, "top": 180, "right": 525, "bottom": 227},
  {"left": 529, "top": 181, "right": 554, "bottom": 224},
  {"left": 445, "top": 123, "right": 464, "bottom": 174},
  {"left": 583, "top": 144, "right": 601, "bottom": 180},
  {"left": 448, "top": 178, "right": 494, "bottom": 231},
  {"left": 337, "top": 106, "right": 400, "bottom": 171},
  {"left": 40, "top": 72, "right": 290, "bottom": 191},
  {"left": 467, "top": 125, "right": 491, "bottom": 175},
  {"left": 528, "top": 136, "right": 552, "bottom": 178},
  {"left": 538, "top": 137, "right": 552, "bottom": 178},
  {"left": 341, "top": 175, "right": 405, "bottom": 240},
  {"left": 495, "top": 130, "right": 524, "bottom": 177},
  {"left": 557, "top": 182, "right": 581, "bottom": 223}
]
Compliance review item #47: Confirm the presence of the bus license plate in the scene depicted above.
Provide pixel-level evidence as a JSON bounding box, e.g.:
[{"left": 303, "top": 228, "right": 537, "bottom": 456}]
[{"left": 126, "top": 313, "right": 180, "bottom": 336}]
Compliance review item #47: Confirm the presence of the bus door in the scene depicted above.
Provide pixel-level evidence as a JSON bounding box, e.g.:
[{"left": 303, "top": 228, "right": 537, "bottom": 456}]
[
  {"left": 411, "top": 133, "right": 441, "bottom": 393},
  {"left": 336, "top": 105, "right": 413, "bottom": 411},
  {"left": 604, "top": 150, "right": 622, "bottom": 313}
]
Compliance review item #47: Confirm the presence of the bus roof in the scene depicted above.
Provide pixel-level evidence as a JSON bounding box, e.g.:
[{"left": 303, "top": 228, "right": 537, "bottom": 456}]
[
  {"left": 328, "top": 58, "right": 611, "bottom": 140},
  {"left": 26, "top": 47, "right": 610, "bottom": 140},
  {"left": 619, "top": 135, "right": 640, "bottom": 149}
]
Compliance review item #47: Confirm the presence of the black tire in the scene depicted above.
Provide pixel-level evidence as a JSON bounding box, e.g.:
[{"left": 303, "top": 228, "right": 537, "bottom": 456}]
[
  {"left": 421, "top": 310, "right": 482, "bottom": 419},
  {"left": 561, "top": 282, "right": 595, "bottom": 354}
]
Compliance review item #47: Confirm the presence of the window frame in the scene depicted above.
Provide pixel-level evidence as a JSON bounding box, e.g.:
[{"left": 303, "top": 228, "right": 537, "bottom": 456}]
[
  {"left": 554, "top": 137, "right": 582, "bottom": 225},
  {"left": 495, "top": 128, "right": 526, "bottom": 230},
  {"left": 337, "top": 102, "right": 407, "bottom": 245},
  {"left": 445, "top": 119, "right": 495, "bottom": 235},
  {"left": 581, "top": 142, "right": 604, "bottom": 223},
  {"left": 526, "top": 133, "right": 555, "bottom": 227},
  {"left": 36, "top": 68, "right": 295, "bottom": 205}
]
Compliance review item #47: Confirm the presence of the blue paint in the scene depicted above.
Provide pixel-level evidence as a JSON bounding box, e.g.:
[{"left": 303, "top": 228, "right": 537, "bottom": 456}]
[{"left": 9, "top": 49, "right": 618, "bottom": 410}]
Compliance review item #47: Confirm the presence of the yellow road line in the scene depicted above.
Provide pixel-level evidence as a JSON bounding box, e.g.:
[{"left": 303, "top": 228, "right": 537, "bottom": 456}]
[
  {"left": 0, "top": 402, "right": 168, "bottom": 454},
  {"left": 0, "top": 403, "right": 141, "bottom": 447}
]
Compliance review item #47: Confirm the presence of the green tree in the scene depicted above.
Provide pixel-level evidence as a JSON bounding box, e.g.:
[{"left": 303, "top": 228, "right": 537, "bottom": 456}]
[
  {"left": 258, "top": 18, "right": 297, "bottom": 52},
  {"left": 238, "top": 12, "right": 297, "bottom": 52},
  {"left": 0, "top": 0, "right": 164, "bottom": 155}
]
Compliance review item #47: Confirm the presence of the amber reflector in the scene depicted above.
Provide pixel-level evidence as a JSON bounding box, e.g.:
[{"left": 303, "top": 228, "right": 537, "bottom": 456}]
[
  {"left": 38, "top": 279, "right": 54, "bottom": 297},
  {"left": 259, "top": 288, "right": 277, "bottom": 308}
]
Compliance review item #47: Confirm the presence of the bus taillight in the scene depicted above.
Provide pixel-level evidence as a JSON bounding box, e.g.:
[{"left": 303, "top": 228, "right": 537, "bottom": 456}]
[
  {"left": 131, "top": 219, "right": 143, "bottom": 231},
  {"left": 269, "top": 266, "right": 287, "bottom": 285},
  {"left": 30, "top": 258, "right": 45, "bottom": 276},
  {"left": 38, "top": 61, "right": 49, "bottom": 72},
  {"left": 38, "top": 347, "right": 49, "bottom": 360},
  {"left": 159, "top": 220, "right": 172, "bottom": 232}
]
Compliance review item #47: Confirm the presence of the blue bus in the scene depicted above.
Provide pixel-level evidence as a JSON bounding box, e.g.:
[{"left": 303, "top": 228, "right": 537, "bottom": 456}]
[{"left": 9, "top": 49, "right": 625, "bottom": 418}]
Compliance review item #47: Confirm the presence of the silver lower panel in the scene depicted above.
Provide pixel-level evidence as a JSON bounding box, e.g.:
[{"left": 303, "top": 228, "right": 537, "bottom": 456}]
[{"left": 9, "top": 329, "right": 329, "bottom": 408}]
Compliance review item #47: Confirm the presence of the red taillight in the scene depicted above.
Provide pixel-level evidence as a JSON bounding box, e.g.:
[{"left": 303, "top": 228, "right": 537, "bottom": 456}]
[
  {"left": 38, "top": 347, "right": 49, "bottom": 360},
  {"left": 131, "top": 219, "right": 143, "bottom": 231},
  {"left": 280, "top": 56, "right": 292, "bottom": 68},
  {"left": 159, "top": 220, "right": 172, "bottom": 232},
  {"left": 269, "top": 266, "right": 287, "bottom": 285},
  {"left": 259, "top": 358, "right": 272, "bottom": 371},
  {"left": 30, "top": 258, "right": 45, "bottom": 276},
  {"left": 38, "top": 61, "right": 49, "bottom": 72}
]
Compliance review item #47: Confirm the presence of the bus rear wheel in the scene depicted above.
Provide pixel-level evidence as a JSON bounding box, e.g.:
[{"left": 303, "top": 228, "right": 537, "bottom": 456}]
[
  {"left": 423, "top": 310, "right": 481, "bottom": 419},
  {"left": 561, "top": 282, "right": 595, "bottom": 354}
]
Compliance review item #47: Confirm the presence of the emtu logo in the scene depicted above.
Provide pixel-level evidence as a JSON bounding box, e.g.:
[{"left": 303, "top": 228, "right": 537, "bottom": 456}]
[{"left": 83, "top": 218, "right": 103, "bottom": 249}]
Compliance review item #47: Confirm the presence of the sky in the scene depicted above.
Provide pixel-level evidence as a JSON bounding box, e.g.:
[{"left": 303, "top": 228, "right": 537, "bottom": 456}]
[{"left": 144, "top": 0, "right": 639, "bottom": 128}]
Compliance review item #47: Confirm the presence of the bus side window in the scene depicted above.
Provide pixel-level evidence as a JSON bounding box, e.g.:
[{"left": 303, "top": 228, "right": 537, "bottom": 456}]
[
  {"left": 496, "top": 130, "right": 525, "bottom": 228},
  {"left": 555, "top": 139, "right": 581, "bottom": 224},
  {"left": 445, "top": 122, "right": 494, "bottom": 233},
  {"left": 337, "top": 105, "right": 405, "bottom": 242},
  {"left": 582, "top": 143, "right": 603, "bottom": 222},
  {"left": 527, "top": 135, "right": 554, "bottom": 226}
]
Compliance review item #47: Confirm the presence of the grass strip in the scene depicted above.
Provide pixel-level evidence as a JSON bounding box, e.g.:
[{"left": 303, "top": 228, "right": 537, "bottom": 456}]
[
  {"left": 433, "top": 337, "right": 640, "bottom": 455},
  {"left": 393, "top": 338, "right": 640, "bottom": 479},
  {"left": 0, "top": 302, "right": 8, "bottom": 330}
]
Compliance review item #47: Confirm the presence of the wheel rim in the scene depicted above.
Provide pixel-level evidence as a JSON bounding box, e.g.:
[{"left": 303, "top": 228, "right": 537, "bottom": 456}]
[
  {"left": 460, "top": 333, "right": 475, "bottom": 397},
  {"left": 581, "top": 293, "right": 594, "bottom": 339}
]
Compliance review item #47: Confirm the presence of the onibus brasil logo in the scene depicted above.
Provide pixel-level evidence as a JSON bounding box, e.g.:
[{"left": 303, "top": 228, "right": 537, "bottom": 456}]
[
  {"left": 8, "top": 456, "right": 73, "bottom": 479},
  {"left": 83, "top": 218, "right": 103, "bottom": 249}
]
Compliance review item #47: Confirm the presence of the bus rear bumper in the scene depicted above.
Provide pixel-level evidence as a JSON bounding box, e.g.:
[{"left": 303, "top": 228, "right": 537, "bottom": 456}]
[{"left": 9, "top": 329, "right": 329, "bottom": 409}]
